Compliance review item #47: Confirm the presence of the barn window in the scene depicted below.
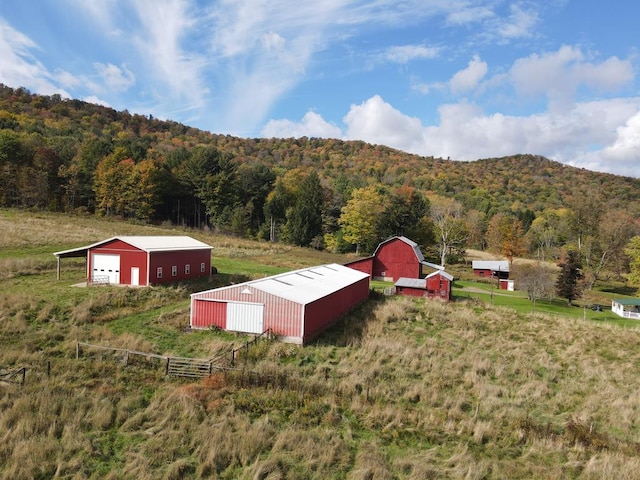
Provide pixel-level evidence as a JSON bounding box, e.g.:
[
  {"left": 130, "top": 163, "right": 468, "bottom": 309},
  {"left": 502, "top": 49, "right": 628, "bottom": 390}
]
[
  {"left": 157, "top": 267, "right": 163, "bottom": 278},
  {"left": 200, "top": 262, "right": 206, "bottom": 272},
  {"left": 185, "top": 264, "right": 191, "bottom": 275},
  {"left": 172, "top": 265, "right": 177, "bottom": 276}
]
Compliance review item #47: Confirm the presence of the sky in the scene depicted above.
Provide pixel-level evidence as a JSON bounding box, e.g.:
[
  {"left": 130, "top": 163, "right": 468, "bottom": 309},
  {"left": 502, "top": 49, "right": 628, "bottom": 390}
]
[{"left": 0, "top": 1, "right": 639, "bottom": 177}]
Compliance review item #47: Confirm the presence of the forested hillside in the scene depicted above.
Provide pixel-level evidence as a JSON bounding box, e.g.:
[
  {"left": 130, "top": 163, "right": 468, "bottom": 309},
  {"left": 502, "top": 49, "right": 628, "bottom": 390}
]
[{"left": 1, "top": 84, "right": 639, "bottom": 281}]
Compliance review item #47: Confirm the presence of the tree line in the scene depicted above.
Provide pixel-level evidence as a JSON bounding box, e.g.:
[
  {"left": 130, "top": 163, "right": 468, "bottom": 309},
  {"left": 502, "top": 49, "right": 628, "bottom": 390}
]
[{"left": 1, "top": 84, "right": 640, "bottom": 291}]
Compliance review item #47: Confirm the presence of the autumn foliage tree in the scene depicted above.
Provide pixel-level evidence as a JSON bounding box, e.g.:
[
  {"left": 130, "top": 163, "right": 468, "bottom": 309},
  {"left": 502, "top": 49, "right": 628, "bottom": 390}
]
[
  {"left": 487, "top": 213, "right": 526, "bottom": 266},
  {"left": 339, "top": 185, "right": 385, "bottom": 255}
]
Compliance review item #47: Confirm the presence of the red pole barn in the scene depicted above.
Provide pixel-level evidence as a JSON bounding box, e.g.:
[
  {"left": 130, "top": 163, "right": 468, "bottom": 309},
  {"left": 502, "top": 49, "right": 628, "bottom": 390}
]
[
  {"left": 190, "top": 263, "right": 370, "bottom": 345},
  {"left": 53, "top": 236, "right": 212, "bottom": 286}
]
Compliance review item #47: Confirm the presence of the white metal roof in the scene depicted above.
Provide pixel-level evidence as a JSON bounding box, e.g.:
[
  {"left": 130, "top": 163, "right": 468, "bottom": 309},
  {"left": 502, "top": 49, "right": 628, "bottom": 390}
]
[
  {"left": 193, "top": 263, "right": 370, "bottom": 305},
  {"left": 395, "top": 270, "right": 454, "bottom": 288},
  {"left": 472, "top": 260, "right": 509, "bottom": 272},
  {"left": 53, "top": 235, "right": 211, "bottom": 257},
  {"left": 116, "top": 236, "right": 211, "bottom": 252},
  {"left": 426, "top": 270, "right": 454, "bottom": 281},
  {"left": 395, "top": 277, "right": 427, "bottom": 288}
]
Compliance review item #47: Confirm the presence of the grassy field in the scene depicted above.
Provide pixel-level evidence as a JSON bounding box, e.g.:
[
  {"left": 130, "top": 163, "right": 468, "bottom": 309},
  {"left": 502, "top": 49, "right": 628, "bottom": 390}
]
[{"left": 2, "top": 209, "right": 640, "bottom": 479}]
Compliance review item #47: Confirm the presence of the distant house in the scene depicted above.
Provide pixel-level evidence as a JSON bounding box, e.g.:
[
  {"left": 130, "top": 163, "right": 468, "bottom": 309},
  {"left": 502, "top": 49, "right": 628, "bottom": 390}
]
[
  {"left": 611, "top": 299, "right": 640, "bottom": 320},
  {"left": 190, "top": 263, "right": 370, "bottom": 345},
  {"left": 395, "top": 270, "right": 454, "bottom": 301},
  {"left": 472, "top": 260, "right": 510, "bottom": 280},
  {"left": 345, "top": 236, "right": 443, "bottom": 281},
  {"left": 53, "top": 236, "right": 212, "bottom": 286}
]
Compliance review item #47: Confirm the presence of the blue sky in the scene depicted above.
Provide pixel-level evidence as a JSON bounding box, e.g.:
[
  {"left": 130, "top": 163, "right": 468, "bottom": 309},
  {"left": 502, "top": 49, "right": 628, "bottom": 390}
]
[{"left": 0, "top": 0, "right": 639, "bottom": 177}]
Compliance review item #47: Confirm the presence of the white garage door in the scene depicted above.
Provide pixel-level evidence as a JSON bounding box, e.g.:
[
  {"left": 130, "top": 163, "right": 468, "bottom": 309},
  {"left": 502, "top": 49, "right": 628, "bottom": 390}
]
[
  {"left": 92, "top": 253, "right": 120, "bottom": 284},
  {"left": 226, "top": 302, "right": 264, "bottom": 334}
]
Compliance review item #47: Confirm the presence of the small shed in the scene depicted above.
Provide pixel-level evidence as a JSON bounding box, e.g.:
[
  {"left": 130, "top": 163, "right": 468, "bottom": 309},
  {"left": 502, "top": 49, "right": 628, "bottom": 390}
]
[
  {"left": 190, "top": 263, "right": 370, "bottom": 344},
  {"left": 394, "top": 270, "right": 453, "bottom": 301},
  {"left": 472, "top": 260, "right": 510, "bottom": 279},
  {"left": 53, "top": 236, "right": 212, "bottom": 286},
  {"left": 346, "top": 236, "right": 443, "bottom": 281},
  {"left": 499, "top": 279, "right": 515, "bottom": 291},
  {"left": 611, "top": 299, "right": 640, "bottom": 320}
]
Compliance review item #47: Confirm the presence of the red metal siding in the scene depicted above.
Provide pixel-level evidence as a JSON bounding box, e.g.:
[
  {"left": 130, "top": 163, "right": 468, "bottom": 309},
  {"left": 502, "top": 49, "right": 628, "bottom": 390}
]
[
  {"left": 89, "top": 240, "right": 147, "bottom": 285},
  {"left": 427, "top": 274, "right": 451, "bottom": 300},
  {"left": 191, "top": 285, "right": 303, "bottom": 340},
  {"left": 473, "top": 268, "right": 492, "bottom": 277},
  {"left": 148, "top": 250, "right": 211, "bottom": 285},
  {"left": 396, "top": 286, "right": 426, "bottom": 297},
  {"left": 344, "top": 257, "right": 374, "bottom": 277},
  {"left": 89, "top": 239, "right": 211, "bottom": 286},
  {"left": 192, "top": 299, "right": 227, "bottom": 329},
  {"left": 373, "top": 239, "right": 421, "bottom": 280},
  {"left": 303, "top": 277, "right": 370, "bottom": 343},
  {"left": 397, "top": 275, "right": 451, "bottom": 301},
  {"left": 474, "top": 268, "right": 509, "bottom": 280}
]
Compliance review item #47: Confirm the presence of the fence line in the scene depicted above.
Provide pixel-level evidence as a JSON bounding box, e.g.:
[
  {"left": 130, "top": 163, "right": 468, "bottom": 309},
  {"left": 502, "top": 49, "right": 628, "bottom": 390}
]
[
  {"left": 76, "top": 342, "right": 216, "bottom": 378},
  {"left": 230, "top": 328, "right": 272, "bottom": 366},
  {"left": 0, "top": 367, "right": 26, "bottom": 385},
  {"left": 77, "top": 332, "right": 274, "bottom": 379}
]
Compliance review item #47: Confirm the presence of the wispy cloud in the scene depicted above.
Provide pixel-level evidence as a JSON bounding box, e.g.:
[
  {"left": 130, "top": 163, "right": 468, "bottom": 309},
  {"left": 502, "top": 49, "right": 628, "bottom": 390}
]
[
  {"left": 497, "top": 3, "right": 539, "bottom": 39},
  {"left": 379, "top": 44, "right": 440, "bottom": 64},
  {"left": 93, "top": 62, "right": 135, "bottom": 92},
  {"left": 0, "top": 18, "right": 69, "bottom": 96}
]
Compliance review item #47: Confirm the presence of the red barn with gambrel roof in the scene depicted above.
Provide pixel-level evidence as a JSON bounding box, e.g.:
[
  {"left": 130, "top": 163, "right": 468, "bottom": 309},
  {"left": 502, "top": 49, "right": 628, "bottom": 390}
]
[
  {"left": 345, "top": 236, "right": 443, "bottom": 281},
  {"left": 53, "top": 236, "right": 212, "bottom": 286}
]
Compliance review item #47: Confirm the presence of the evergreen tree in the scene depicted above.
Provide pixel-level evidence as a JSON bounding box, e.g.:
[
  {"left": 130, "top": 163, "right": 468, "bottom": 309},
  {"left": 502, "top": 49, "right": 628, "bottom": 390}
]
[{"left": 556, "top": 249, "right": 583, "bottom": 306}]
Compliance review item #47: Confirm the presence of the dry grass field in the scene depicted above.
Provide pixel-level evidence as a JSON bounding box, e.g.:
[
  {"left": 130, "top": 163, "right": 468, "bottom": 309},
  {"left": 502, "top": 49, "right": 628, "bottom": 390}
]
[{"left": 2, "top": 209, "right": 640, "bottom": 479}]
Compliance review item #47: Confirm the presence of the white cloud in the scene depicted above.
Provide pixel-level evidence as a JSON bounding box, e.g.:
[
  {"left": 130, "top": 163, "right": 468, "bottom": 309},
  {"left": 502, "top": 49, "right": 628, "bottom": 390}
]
[
  {"left": 262, "top": 111, "right": 342, "bottom": 138},
  {"left": 446, "top": 5, "right": 494, "bottom": 25},
  {"left": 343, "top": 95, "right": 425, "bottom": 152},
  {"left": 510, "top": 45, "right": 634, "bottom": 111},
  {"left": 590, "top": 110, "right": 640, "bottom": 176},
  {"left": 0, "top": 19, "right": 69, "bottom": 96},
  {"left": 449, "top": 55, "right": 488, "bottom": 94},
  {"left": 381, "top": 44, "right": 440, "bottom": 64},
  {"left": 497, "top": 4, "right": 539, "bottom": 39},
  {"left": 93, "top": 62, "right": 135, "bottom": 92},
  {"left": 83, "top": 95, "right": 111, "bottom": 107}
]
